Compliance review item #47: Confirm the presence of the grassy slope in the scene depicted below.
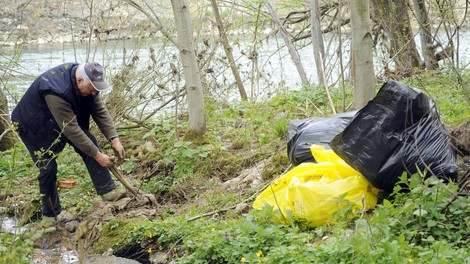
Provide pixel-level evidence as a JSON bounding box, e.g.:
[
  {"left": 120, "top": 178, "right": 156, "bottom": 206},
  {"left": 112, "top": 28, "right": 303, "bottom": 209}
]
[
  {"left": 112, "top": 71, "right": 469, "bottom": 263},
  {"left": 1, "top": 71, "right": 469, "bottom": 263}
]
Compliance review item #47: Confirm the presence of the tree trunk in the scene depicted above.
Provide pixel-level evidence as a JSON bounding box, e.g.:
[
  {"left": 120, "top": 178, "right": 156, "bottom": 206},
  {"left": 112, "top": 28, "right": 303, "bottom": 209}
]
[
  {"left": 0, "top": 88, "right": 15, "bottom": 151},
  {"left": 412, "top": 0, "right": 438, "bottom": 70},
  {"left": 310, "top": 0, "right": 326, "bottom": 86},
  {"left": 350, "top": 0, "right": 375, "bottom": 109},
  {"left": 209, "top": 0, "right": 248, "bottom": 101},
  {"left": 170, "top": 0, "right": 206, "bottom": 138},
  {"left": 266, "top": 2, "right": 309, "bottom": 86},
  {"left": 371, "top": 0, "right": 421, "bottom": 75}
]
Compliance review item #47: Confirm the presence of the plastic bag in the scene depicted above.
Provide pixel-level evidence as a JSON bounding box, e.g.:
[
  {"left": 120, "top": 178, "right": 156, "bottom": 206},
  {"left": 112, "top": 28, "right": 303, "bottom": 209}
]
[
  {"left": 330, "top": 80, "right": 458, "bottom": 193},
  {"left": 253, "top": 145, "right": 379, "bottom": 227},
  {"left": 286, "top": 111, "right": 357, "bottom": 165}
]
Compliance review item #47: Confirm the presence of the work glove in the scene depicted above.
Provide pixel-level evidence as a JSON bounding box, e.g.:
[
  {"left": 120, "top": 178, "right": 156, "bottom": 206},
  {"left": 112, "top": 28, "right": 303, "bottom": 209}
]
[{"left": 111, "top": 137, "right": 125, "bottom": 164}]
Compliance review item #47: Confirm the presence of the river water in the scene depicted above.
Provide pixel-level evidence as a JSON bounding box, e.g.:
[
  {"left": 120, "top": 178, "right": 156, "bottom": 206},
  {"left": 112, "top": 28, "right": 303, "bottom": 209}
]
[
  {"left": 1, "top": 36, "right": 315, "bottom": 100},
  {"left": 2, "top": 31, "right": 469, "bottom": 112}
]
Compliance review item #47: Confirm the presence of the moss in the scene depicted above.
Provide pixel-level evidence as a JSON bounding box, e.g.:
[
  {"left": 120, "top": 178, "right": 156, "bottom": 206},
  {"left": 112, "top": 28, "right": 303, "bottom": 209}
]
[
  {"left": 184, "top": 129, "right": 205, "bottom": 141},
  {"left": 261, "top": 149, "right": 290, "bottom": 180},
  {"left": 229, "top": 139, "right": 246, "bottom": 150},
  {"left": 19, "top": 199, "right": 41, "bottom": 225},
  {"left": 93, "top": 218, "right": 147, "bottom": 254},
  {"left": 202, "top": 150, "right": 261, "bottom": 181}
]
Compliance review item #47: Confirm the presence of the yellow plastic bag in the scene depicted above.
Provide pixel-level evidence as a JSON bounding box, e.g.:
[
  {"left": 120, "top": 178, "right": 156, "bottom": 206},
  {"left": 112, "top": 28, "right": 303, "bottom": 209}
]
[{"left": 253, "top": 145, "right": 379, "bottom": 227}]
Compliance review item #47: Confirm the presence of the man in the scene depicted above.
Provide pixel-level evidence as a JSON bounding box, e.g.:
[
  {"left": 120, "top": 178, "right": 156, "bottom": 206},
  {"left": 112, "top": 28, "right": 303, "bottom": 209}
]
[{"left": 11, "top": 62, "right": 125, "bottom": 227}]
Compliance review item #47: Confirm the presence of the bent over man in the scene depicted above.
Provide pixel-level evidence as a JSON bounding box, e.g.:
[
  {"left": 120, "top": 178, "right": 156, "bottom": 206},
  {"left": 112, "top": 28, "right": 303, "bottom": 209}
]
[{"left": 11, "top": 62, "right": 125, "bottom": 226}]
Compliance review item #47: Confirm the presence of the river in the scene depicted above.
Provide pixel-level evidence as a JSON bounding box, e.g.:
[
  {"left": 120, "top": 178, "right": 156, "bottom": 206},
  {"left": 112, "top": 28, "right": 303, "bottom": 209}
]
[{"left": 2, "top": 31, "right": 469, "bottom": 112}]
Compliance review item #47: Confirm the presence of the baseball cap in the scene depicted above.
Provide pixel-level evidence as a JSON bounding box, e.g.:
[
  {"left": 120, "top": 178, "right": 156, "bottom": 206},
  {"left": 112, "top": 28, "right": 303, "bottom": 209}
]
[{"left": 83, "top": 62, "right": 108, "bottom": 91}]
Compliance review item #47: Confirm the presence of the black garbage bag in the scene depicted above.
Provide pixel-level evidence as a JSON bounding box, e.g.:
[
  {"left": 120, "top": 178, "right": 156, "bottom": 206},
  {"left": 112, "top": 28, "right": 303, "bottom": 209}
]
[
  {"left": 330, "top": 80, "right": 458, "bottom": 193},
  {"left": 287, "top": 111, "right": 357, "bottom": 165}
]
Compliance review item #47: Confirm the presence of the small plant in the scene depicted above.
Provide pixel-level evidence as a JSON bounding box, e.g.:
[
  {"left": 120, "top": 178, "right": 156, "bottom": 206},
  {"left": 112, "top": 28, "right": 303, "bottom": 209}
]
[
  {"left": 0, "top": 232, "right": 34, "bottom": 264},
  {"left": 163, "top": 141, "right": 210, "bottom": 180},
  {"left": 271, "top": 118, "right": 289, "bottom": 139}
]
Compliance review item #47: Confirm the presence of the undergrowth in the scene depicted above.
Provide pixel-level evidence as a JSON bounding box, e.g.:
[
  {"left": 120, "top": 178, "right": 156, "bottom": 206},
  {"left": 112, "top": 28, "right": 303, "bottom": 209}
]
[
  {"left": 96, "top": 173, "right": 469, "bottom": 263},
  {"left": 1, "top": 71, "right": 469, "bottom": 263}
]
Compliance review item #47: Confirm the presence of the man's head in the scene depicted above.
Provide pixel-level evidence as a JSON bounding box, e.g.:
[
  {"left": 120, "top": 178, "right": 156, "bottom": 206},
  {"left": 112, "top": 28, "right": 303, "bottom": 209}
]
[{"left": 76, "top": 62, "right": 108, "bottom": 96}]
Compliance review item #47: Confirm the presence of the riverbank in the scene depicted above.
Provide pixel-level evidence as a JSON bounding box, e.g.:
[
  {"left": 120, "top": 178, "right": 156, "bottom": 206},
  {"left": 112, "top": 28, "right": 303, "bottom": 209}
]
[{"left": 0, "top": 0, "right": 157, "bottom": 46}]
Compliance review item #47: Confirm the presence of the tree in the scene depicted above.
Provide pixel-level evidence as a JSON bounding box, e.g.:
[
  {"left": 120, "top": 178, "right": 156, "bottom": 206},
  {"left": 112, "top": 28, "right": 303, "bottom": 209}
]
[
  {"left": 170, "top": 0, "right": 206, "bottom": 138},
  {"left": 412, "top": 0, "right": 438, "bottom": 70},
  {"left": 0, "top": 88, "right": 15, "bottom": 151},
  {"left": 372, "top": 0, "right": 421, "bottom": 76},
  {"left": 209, "top": 0, "right": 248, "bottom": 101},
  {"left": 350, "top": 0, "right": 375, "bottom": 109},
  {"left": 126, "top": 0, "right": 206, "bottom": 137},
  {"left": 310, "top": 0, "right": 326, "bottom": 86},
  {"left": 266, "top": 2, "right": 309, "bottom": 86}
]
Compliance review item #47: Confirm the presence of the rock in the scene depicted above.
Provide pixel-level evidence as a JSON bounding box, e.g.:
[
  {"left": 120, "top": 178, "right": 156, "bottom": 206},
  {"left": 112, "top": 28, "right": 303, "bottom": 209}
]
[
  {"left": 58, "top": 211, "right": 75, "bottom": 223},
  {"left": 31, "top": 228, "right": 62, "bottom": 249},
  {"left": 16, "top": 25, "right": 29, "bottom": 31},
  {"left": 222, "top": 159, "right": 266, "bottom": 192},
  {"left": 235, "top": 202, "right": 249, "bottom": 214},
  {"left": 149, "top": 251, "right": 168, "bottom": 264},
  {"left": 82, "top": 255, "right": 141, "bottom": 264},
  {"left": 31, "top": 248, "right": 79, "bottom": 264},
  {"left": 64, "top": 220, "right": 78, "bottom": 233}
]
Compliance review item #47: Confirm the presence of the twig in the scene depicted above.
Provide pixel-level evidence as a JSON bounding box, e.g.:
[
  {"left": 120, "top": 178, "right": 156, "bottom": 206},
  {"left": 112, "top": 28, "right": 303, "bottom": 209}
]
[
  {"left": 270, "top": 183, "right": 288, "bottom": 225},
  {"left": 319, "top": 53, "right": 336, "bottom": 114},
  {"left": 306, "top": 98, "right": 325, "bottom": 116},
  {"left": 0, "top": 128, "right": 12, "bottom": 142},
  {"left": 109, "top": 165, "right": 139, "bottom": 196},
  {"left": 166, "top": 238, "right": 183, "bottom": 258},
  {"left": 440, "top": 180, "right": 470, "bottom": 213}
]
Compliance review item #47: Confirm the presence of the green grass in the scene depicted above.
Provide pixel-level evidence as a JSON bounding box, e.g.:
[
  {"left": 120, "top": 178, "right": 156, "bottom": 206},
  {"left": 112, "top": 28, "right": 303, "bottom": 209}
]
[{"left": 405, "top": 69, "right": 470, "bottom": 125}]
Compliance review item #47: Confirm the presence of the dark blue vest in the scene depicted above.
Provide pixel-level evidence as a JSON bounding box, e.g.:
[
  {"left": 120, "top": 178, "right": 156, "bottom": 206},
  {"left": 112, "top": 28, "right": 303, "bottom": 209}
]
[{"left": 11, "top": 63, "right": 95, "bottom": 150}]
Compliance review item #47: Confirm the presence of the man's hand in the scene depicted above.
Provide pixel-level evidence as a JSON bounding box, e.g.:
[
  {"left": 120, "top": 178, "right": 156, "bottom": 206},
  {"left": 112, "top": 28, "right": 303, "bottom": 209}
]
[
  {"left": 111, "top": 137, "right": 125, "bottom": 164},
  {"left": 94, "top": 152, "right": 115, "bottom": 168}
]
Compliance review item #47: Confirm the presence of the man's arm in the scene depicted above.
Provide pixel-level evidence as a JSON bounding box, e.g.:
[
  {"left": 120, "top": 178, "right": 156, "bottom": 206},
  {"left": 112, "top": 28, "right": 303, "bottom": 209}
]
[
  {"left": 90, "top": 95, "right": 125, "bottom": 160},
  {"left": 45, "top": 94, "right": 116, "bottom": 167},
  {"left": 90, "top": 95, "right": 118, "bottom": 140}
]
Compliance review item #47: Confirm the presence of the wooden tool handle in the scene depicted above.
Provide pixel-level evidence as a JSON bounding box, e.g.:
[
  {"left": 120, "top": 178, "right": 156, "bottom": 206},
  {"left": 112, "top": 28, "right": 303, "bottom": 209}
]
[{"left": 109, "top": 165, "right": 140, "bottom": 197}]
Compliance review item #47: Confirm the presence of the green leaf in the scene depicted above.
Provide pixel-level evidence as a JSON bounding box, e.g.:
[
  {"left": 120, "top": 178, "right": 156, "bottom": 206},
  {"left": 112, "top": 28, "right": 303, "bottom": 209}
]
[
  {"left": 413, "top": 209, "right": 428, "bottom": 216},
  {"left": 383, "top": 199, "right": 393, "bottom": 208},
  {"left": 182, "top": 149, "right": 194, "bottom": 157},
  {"left": 426, "top": 220, "right": 437, "bottom": 227}
]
